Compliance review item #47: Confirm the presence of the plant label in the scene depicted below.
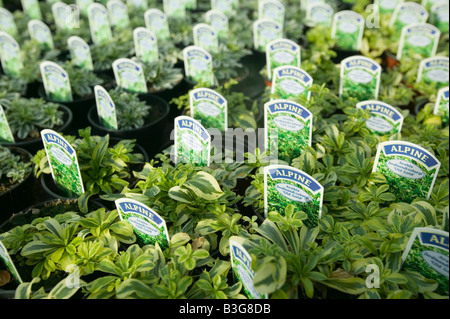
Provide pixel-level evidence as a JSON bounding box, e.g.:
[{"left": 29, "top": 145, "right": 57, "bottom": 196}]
[
  {"left": 133, "top": 27, "right": 159, "bottom": 65},
  {"left": 305, "top": 2, "right": 334, "bottom": 28},
  {"left": 21, "top": 0, "right": 42, "bottom": 20},
  {"left": 401, "top": 227, "right": 449, "bottom": 295},
  {"left": 417, "top": 56, "right": 449, "bottom": 88},
  {"left": 52, "top": 2, "right": 77, "bottom": 32},
  {"left": 331, "top": 10, "right": 365, "bottom": 51},
  {"left": 211, "top": 0, "right": 236, "bottom": 16},
  {"left": 144, "top": 9, "right": 171, "bottom": 42},
  {"left": 266, "top": 38, "right": 301, "bottom": 81},
  {"left": 205, "top": 10, "right": 229, "bottom": 40},
  {"left": 229, "top": 239, "right": 267, "bottom": 299},
  {"left": 397, "top": 23, "right": 440, "bottom": 61},
  {"left": 193, "top": 23, "right": 219, "bottom": 54},
  {"left": 390, "top": 2, "right": 429, "bottom": 33},
  {"left": 28, "top": 20, "right": 54, "bottom": 51},
  {"left": 271, "top": 65, "right": 313, "bottom": 102},
  {"left": 0, "top": 240, "right": 23, "bottom": 285},
  {"left": 253, "top": 18, "right": 283, "bottom": 52},
  {"left": 174, "top": 115, "right": 211, "bottom": 166},
  {"left": 68, "top": 36, "right": 94, "bottom": 71},
  {"left": 41, "top": 129, "right": 85, "bottom": 198},
  {"left": 40, "top": 61, "right": 73, "bottom": 102},
  {"left": 372, "top": 141, "right": 441, "bottom": 203},
  {"left": 183, "top": 46, "right": 215, "bottom": 86},
  {"left": 76, "top": 0, "right": 94, "bottom": 16},
  {"left": 0, "top": 31, "right": 23, "bottom": 78},
  {"left": 127, "top": 0, "right": 148, "bottom": 10},
  {"left": 374, "top": 0, "right": 404, "bottom": 15},
  {"left": 107, "top": 0, "right": 130, "bottom": 30},
  {"left": 115, "top": 198, "right": 170, "bottom": 250},
  {"left": 112, "top": 58, "right": 147, "bottom": 93},
  {"left": 185, "top": 0, "right": 197, "bottom": 10},
  {"left": 258, "top": 0, "right": 285, "bottom": 26},
  {"left": 163, "top": 0, "right": 186, "bottom": 19},
  {"left": 300, "top": 0, "right": 325, "bottom": 11},
  {"left": 94, "top": 85, "right": 118, "bottom": 130},
  {"left": 264, "top": 99, "right": 312, "bottom": 163},
  {"left": 356, "top": 100, "right": 404, "bottom": 136},
  {"left": 430, "top": 2, "right": 449, "bottom": 34},
  {"left": 434, "top": 86, "right": 449, "bottom": 126},
  {"left": 0, "top": 104, "right": 15, "bottom": 143},
  {"left": 87, "top": 3, "right": 112, "bottom": 45},
  {"left": 264, "top": 165, "right": 324, "bottom": 228},
  {"left": 339, "top": 56, "right": 381, "bottom": 101},
  {"left": 190, "top": 87, "right": 227, "bottom": 132},
  {"left": 0, "top": 8, "right": 18, "bottom": 37}
]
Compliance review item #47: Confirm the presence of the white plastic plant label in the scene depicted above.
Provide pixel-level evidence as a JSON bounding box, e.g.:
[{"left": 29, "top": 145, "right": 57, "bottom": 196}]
[
  {"left": 107, "top": 0, "right": 130, "bottom": 30},
  {"left": 0, "top": 240, "right": 23, "bottom": 285},
  {"left": 68, "top": 36, "right": 94, "bottom": 71},
  {"left": 356, "top": 100, "right": 404, "bottom": 136},
  {"left": 183, "top": 46, "right": 215, "bottom": 86},
  {"left": 264, "top": 99, "right": 312, "bottom": 163},
  {"left": 52, "top": 2, "right": 78, "bottom": 32},
  {"left": 211, "top": 0, "right": 236, "bottom": 16},
  {"left": 205, "top": 9, "right": 229, "bottom": 40},
  {"left": 264, "top": 165, "right": 324, "bottom": 228},
  {"left": 374, "top": 0, "right": 404, "bottom": 15},
  {"left": 266, "top": 38, "right": 301, "bottom": 81},
  {"left": 258, "top": 0, "right": 285, "bottom": 25},
  {"left": 253, "top": 18, "right": 283, "bottom": 52},
  {"left": 229, "top": 239, "right": 267, "bottom": 300},
  {"left": 94, "top": 85, "right": 118, "bottom": 130},
  {"left": 87, "top": 3, "right": 112, "bottom": 45},
  {"left": 41, "top": 129, "right": 85, "bottom": 197},
  {"left": 133, "top": 27, "right": 159, "bottom": 65},
  {"left": 430, "top": 1, "right": 449, "bottom": 34},
  {"left": 401, "top": 227, "right": 449, "bottom": 295},
  {"left": 115, "top": 198, "right": 170, "bottom": 250},
  {"left": 144, "top": 9, "right": 171, "bottom": 42},
  {"left": 21, "top": 0, "right": 42, "bottom": 20},
  {"left": 417, "top": 56, "right": 449, "bottom": 87},
  {"left": 0, "top": 104, "right": 15, "bottom": 143},
  {"left": 40, "top": 61, "right": 73, "bottom": 102},
  {"left": 339, "top": 56, "right": 382, "bottom": 101},
  {"left": 422, "top": 0, "right": 447, "bottom": 11},
  {"left": 0, "top": 31, "right": 23, "bottom": 77},
  {"left": 331, "top": 10, "right": 365, "bottom": 51},
  {"left": 163, "top": 0, "right": 186, "bottom": 19},
  {"left": 174, "top": 115, "right": 211, "bottom": 166},
  {"left": 271, "top": 65, "right": 313, "bottom": 101},
  {"left": 389, "top": 2, "right": 429, "bottom": 33},
  {"left": 190, "top": 87, "right": 228, "bottom": 132},
  {"left": 28, "top": 20, "right": 54, "bottom": 51},
  {"left": 193, "top": 23, "right": 219, "bottom": 54},
  {"left": 300, "top": 0, "right": 325, "bottom": 10},
  {"left": 0, "top": 8, "right": 18, "bottom": 37},
  {"left": 372, "top": 140, "right": 441, "bottom": 203},
  {"left": 397, "top": 23, "right": 440, "bottom": 61},
  {"left": 112, "top": 58, "right": 147, "bottom": 93},
  {"left": 305, "top": 2, "right": 334, "bottom": 28},
  {"left": 434, "top": 86, "right": 449, "bottom": 126}
]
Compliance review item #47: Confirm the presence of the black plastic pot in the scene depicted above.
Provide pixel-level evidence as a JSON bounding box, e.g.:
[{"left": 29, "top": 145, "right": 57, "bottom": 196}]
[
  {"left": 414, "top": 99, "right": 429, "bottom": 116},
  {"left": 87, "top": 94, "right": 170, "bottom": 158},
  {"left": 332, "top": 48, "right": 361, "bottom": 64},
  {"left": 38, "top": 86, "right": 95, "bottom": 133},
  {"left": 0, "top": 147, "right": 34, "bottom": 225},
  {"left": 0, "top": 104, "right": 74, "bottom": 154}
]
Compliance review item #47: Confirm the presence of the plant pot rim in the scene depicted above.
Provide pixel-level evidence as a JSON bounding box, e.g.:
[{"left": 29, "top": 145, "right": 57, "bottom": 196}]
[
  {"left": 0, "top": 104, "right": 73, "bottom": 148},
  {"left": 0, "top": 146, "right": 33, "bottom": 197},
  {"left": 87, "top": 94, "right": 170, "bottom": 135}
]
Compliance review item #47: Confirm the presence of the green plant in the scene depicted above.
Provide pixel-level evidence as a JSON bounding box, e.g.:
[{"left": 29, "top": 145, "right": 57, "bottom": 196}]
[
  {"left": 61, "top": 61, "right": 104, "bottom": 99},
  {"left": 137, "top": 56, "right": 184, "bottom": 93},
  {"left": 3, "top": 97, "right": 64, "bottom": 140},
  {"left": 0, "top": 145, "right": 32, "bottom": 193}
]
